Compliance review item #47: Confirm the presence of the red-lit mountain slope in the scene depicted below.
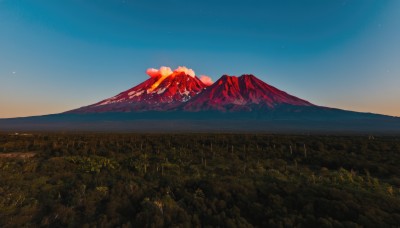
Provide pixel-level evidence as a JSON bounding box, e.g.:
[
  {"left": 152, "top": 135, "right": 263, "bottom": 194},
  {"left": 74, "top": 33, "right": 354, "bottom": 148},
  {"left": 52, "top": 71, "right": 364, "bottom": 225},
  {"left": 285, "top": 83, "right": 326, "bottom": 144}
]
[
  {"left": 183, "top": 74, "right": 314, "bottom": 112},
  {"left": 69, "top": 72, "right": 207, "bottom": 113},
  {"left": 4, "top": 71, "right": 399, "bottom": 133}
]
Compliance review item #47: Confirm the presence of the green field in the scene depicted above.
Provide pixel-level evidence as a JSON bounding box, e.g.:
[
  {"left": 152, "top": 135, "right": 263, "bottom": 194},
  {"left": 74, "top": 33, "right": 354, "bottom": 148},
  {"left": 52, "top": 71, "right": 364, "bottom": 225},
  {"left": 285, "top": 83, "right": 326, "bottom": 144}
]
[{"left": 1, "top": 133, "right": 399, "bottom": 227}]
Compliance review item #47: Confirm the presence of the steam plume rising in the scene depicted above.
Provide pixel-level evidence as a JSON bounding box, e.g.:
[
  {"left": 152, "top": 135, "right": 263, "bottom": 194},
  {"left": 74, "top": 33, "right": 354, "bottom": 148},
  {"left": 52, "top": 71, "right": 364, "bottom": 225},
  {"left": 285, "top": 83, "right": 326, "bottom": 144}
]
[
  {"left": 146, "top": 66, "right": 173, "bottom": 78},
  {"left": 200, "top": 75, "right": 213, "bottom": 86},
  {"left": 145, "top": 66, "right": 213, "bottom": 90},
  {"left": 174, "top": 66, "right": 195, "bottom": 77},
  {"left": 146, "top": 66, "right": 196, "bottom": 78}
]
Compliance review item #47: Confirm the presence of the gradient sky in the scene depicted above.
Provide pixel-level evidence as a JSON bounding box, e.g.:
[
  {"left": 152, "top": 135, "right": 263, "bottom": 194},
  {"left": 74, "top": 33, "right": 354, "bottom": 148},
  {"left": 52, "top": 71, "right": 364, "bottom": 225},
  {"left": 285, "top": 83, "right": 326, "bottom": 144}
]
[{"left": 1, "top": 0, "right": 399, "bottom": 118}]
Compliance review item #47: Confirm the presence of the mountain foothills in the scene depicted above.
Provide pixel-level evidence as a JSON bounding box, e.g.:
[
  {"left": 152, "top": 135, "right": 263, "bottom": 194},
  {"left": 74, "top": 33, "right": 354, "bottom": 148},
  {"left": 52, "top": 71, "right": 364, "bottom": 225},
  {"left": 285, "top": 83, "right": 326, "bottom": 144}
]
[{"left": 1, "top": 66, "right": 399, "bottom": 133}]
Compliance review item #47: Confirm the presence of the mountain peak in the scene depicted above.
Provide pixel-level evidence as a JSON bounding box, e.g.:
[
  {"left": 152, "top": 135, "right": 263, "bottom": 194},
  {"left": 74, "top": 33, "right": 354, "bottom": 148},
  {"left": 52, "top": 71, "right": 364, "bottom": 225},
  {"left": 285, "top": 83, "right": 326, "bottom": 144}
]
[
  {"left": 68, "top": 70, "right": 207, "bottom": 113},
  {"left": 183, "top": 74, "right": 314, "bottom": 112},
  {"left": 68, "top": 68, "right": 314, "bottom": 114},
  {"left": 147, "top": 71, "right": 196, "bottom": 93},
  {"left": 219, "top": 74, "right": 258, "bottom": 82},
  {"left": 240, "top": 74, "right": 256, "bottom": 78}
]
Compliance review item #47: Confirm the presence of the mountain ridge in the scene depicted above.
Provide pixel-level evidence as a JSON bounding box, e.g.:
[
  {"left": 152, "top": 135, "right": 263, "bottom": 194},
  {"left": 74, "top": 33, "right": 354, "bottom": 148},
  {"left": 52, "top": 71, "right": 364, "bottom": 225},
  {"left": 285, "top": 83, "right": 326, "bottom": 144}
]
[
  {"left": 183, "top": 74, "right": 314, "bottom": 112},
  {"left": 69, "top": 73, "right": 317, "bottom": 113},
  {"left": 1, "top": 69, "right": 399, "bottom": 133},
  {"left": 69, "top": 72, "right": 207, "bottom": 113}
]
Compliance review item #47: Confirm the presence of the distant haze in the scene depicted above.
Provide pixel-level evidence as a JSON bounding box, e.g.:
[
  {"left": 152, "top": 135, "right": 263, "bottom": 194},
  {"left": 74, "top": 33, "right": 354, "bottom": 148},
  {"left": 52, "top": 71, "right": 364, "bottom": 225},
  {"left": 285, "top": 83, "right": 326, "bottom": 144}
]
[{"left": 0, "top": 0, "right": 399, "bottom": 118}]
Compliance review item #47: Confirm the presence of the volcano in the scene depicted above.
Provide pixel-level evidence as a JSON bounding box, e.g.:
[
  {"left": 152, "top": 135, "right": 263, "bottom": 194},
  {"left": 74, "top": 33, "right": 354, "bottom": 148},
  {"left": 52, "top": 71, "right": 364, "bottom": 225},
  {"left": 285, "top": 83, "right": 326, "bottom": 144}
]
[
  {"left": 69, "top": 73, "right": 316, "bottom": 113},
  {"left": 183, "top": 74, "right": 313, "bottom": 112},
  {"left": 1, "top": 66, "right": 399, "bottom": 133},
  {"left": 69, "top": 71, "right": 207, "bottom": 113}
]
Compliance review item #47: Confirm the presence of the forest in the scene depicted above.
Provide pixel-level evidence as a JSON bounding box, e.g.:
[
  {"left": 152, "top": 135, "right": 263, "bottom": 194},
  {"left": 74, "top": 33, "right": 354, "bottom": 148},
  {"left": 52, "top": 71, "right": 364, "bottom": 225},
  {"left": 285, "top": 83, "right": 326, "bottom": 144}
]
[{"left": 0, "top": 133, "right": 399, "bottom": 227}]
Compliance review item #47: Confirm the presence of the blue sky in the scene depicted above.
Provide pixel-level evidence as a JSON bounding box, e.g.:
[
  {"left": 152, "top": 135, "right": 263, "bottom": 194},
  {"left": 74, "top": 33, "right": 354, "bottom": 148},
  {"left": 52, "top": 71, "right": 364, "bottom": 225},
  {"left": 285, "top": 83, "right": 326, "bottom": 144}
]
[{"left": 0, "top": 0, "right": 399, "bottom": 117}]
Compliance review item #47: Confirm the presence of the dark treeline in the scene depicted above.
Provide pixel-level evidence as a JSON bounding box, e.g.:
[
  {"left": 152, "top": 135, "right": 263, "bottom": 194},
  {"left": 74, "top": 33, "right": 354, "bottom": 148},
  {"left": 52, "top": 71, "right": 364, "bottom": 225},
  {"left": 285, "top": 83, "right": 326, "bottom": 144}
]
[{"left": 0, "top": 133, "right": 400, "bottom": 227}]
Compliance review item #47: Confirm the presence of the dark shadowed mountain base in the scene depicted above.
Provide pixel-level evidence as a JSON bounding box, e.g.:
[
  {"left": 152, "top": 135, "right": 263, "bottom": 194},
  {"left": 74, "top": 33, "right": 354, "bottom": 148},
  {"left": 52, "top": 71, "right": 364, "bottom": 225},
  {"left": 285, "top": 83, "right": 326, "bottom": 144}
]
[{"left": 1, "top": 106, "right": 399, "bottom": 134}]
